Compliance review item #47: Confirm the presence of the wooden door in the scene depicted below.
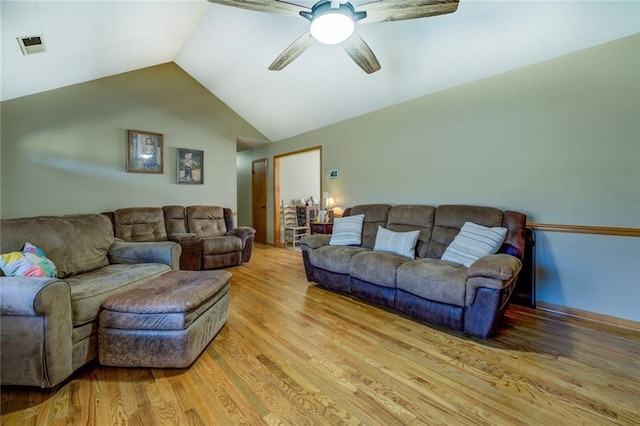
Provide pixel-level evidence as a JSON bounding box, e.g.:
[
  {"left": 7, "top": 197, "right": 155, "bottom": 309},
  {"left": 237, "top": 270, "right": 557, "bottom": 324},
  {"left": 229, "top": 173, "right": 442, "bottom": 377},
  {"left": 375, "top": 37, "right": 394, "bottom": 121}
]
[{"left": 251, "top": 158, "right": 268, "bottom": 244}]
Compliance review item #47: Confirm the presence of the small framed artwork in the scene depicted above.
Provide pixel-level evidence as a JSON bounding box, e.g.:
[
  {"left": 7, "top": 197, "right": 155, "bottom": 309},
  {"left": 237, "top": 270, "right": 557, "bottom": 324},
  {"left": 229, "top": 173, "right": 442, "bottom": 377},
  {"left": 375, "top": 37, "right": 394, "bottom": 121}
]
[
  {"left": 126, "top": 130, "right": 163, "bottom": 174},
  {"left": 177, "top": 148, "right": 204, "bottom": 184}
]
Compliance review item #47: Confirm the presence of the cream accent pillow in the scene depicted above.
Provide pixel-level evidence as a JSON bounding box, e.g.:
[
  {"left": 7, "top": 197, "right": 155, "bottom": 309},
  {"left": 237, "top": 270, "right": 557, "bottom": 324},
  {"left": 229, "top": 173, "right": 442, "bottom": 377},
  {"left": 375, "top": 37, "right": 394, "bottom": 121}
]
[
  {"left": 373, "top": 226, "right": 420, "bottom": 259},
  {"left": 329, "top": 214, "right": 365, "bottom": 246},
  {"left": 441, "top": 222, "right": 507, "bottom": 267}
]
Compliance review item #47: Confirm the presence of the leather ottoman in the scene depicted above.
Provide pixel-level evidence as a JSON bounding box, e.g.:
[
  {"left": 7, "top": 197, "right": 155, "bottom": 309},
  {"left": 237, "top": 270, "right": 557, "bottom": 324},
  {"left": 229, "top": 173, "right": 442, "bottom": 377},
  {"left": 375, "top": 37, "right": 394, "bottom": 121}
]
[{"left": 98, "top": 270, "right": 230, "bottom": 368}]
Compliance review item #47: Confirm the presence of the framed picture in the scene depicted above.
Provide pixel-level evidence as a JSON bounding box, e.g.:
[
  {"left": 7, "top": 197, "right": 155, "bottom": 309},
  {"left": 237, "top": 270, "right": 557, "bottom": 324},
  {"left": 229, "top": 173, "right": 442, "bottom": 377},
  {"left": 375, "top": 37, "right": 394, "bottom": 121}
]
[
  {"left": 177, "top": 148, "right": 203, "bottom": 184},
  {"left": 126, "top": 130, "right": 163, "bottom": 174}
]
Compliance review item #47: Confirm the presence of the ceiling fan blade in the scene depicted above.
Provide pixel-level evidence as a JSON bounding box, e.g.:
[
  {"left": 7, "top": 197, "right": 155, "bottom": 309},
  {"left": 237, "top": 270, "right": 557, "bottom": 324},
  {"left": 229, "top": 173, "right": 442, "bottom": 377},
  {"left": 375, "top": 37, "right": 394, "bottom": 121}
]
[
  {"left": 358, "top": 0, "right": 459, "bottom": 23},
  {"left": 207, "top": 0, "right": 308, "bottom": 18},
  {"left": 342, "top": 32, "right": 381, "bottom": 74},
  {"left": 269, "top": 32, "right": 314, "bottom": 71}
]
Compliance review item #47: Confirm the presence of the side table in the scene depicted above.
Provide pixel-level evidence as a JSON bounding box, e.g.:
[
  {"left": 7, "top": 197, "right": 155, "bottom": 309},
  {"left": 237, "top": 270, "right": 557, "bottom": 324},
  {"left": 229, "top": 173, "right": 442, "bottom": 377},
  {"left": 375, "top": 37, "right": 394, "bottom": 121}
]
[{"left": 310, "top": 222, "right": 333, "bottom": 235}]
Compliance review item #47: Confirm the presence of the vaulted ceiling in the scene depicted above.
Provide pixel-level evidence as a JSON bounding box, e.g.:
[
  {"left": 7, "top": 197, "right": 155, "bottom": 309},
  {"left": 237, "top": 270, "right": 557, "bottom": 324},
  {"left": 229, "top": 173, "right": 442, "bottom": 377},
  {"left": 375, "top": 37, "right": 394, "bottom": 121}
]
[{"left": 2, "top": 1, "right": 639, "bottom": 142}]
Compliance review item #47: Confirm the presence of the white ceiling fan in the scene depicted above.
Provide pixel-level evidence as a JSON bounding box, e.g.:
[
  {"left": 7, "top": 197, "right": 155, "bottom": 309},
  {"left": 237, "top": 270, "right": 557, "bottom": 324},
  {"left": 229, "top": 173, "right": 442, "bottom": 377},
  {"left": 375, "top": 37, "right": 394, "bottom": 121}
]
[{"left": 208, "top": 0, "right": 460, "bottom": 74}]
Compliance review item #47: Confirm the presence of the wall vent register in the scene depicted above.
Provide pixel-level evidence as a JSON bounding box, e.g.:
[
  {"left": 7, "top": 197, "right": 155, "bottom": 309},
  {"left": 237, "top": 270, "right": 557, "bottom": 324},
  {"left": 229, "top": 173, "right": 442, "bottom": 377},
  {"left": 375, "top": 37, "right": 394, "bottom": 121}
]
[{"left": 17, "top": 35, "right": 46, "bottom": 55}]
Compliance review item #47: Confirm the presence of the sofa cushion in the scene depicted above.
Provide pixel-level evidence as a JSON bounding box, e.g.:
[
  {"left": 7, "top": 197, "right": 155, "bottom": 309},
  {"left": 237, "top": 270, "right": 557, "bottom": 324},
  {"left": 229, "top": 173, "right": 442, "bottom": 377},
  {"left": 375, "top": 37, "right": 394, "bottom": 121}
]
[
  {"left": 330, "top": 214, "right": 365, "bottom": 246},
  {"left": 187, "top": 206, "right": 228, "bottom": 238},
  {"left": 427, "top": 205, "right": 504, "bottom": 259},
  {"left": 64, "top": 263, "right": 170, "bottom": 326},
  {"left": 397, "top": 258, "right": 468, "bottom": 307},
  {"left": 350, "top": 251, "right": 408, "bottom": 288},
  {"left": 114, "top": 208, "right": 168, "bottom": 242},
  {"left": 162, "top": 205, "right": 188, "bottom": 235},
  {"left": 349, "top": 204, "right": 392, "bottom": 248},
  {"left": 0, "top": 214, "right": 114, "bottom": 278},
  {"left": 203, "top": 251, "right": 242, "bottom": 269},
  {"left": 100, "top": 270, "right": 231, "bottom": 330},
  {"left": 300, "top": 234, "right": 331, "bottom": 249},
  {"left": 202, "top": 236, "right": 243, "bottom": 255},
  {"left": 441, "top": 222, "right": 507, "bottom": 267},
  {"left": 386, "top": 205, "right": 436, "bottom": 258},
  {"left": 308, "top": 245, "right": 370, "bottom": 274},
  {"left": 373, "top": 226, "right": 420, "bottom": 259}
]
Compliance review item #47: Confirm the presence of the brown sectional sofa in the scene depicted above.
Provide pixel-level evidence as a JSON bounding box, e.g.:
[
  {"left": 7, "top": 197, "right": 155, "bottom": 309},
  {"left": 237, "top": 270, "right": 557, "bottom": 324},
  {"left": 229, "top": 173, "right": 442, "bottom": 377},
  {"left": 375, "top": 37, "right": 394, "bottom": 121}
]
[
  {"left": 0, "top": 205, "right": 253, "bottom": 390},
  {"left": 0, "top": 214, "right": 181, "bottom": 389},
  {"left": 300, "top": 204, "right": 527, "bottom": 339},
  {"left": 108, "top": 205, "right": 255, "bottom": 270}
]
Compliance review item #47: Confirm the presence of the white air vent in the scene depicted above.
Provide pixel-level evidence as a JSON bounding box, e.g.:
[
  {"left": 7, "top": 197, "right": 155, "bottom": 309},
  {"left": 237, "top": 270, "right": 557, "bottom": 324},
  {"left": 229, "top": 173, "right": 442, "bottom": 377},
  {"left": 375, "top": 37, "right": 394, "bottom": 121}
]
[{"left": 17, "top": 35, "right": 46, "bottom": 55}]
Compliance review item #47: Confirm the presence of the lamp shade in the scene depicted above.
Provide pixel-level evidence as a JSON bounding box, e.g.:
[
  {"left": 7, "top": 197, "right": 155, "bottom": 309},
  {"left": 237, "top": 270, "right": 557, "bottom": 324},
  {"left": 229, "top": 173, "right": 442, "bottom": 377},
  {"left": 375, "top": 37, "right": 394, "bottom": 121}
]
[{"left": 325, "top": 197, "right": 336, "bottom": 208}]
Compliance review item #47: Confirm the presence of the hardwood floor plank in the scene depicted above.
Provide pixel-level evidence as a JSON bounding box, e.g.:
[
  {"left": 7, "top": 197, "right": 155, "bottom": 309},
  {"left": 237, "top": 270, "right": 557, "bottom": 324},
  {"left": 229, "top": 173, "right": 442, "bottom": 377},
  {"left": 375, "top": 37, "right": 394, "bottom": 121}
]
[
  {"left": 2, "top": 244, "right": 639, "bottom": 425},
  {"left": 198, "top": 350, "right": 268, "bottom": 424}
]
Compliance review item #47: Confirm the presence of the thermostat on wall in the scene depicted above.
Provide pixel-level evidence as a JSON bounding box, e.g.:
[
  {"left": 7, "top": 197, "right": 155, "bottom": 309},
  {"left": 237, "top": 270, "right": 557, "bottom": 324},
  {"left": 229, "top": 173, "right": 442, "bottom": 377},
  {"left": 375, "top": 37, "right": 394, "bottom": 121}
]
[{"left": 329, "top": 169, "right": 339, "bottom": 179}]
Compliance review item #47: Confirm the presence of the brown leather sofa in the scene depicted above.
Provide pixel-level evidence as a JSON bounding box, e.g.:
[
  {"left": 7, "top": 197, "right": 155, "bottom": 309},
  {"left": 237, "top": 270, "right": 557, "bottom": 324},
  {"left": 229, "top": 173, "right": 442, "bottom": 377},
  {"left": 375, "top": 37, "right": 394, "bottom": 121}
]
[
  {"left": 109, "top": 205, "right": 255, "bottom": 270},
  {"left": 300, "top": 204, "right": 527, "bottom": 339},
  {"left": 0, "top": 214, "right": 180, "bottom": 389}
]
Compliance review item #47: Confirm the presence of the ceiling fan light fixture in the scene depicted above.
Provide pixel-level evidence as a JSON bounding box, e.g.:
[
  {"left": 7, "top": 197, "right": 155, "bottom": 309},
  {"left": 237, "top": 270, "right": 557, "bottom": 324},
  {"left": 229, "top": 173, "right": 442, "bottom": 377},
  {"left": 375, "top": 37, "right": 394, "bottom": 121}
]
[
  {"left": 310, "top": 12, "right": 354, "bottom": 45},
  {"left": 301, "top": 1, "right": 366, "bottom": 45}
]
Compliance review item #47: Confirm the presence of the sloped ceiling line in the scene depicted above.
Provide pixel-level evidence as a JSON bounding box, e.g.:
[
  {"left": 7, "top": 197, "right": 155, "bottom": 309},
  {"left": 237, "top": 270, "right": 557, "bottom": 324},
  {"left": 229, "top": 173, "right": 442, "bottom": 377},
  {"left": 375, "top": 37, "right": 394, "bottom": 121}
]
[{"left": 2, "top": 0, "right": 639, "bottom": 141}]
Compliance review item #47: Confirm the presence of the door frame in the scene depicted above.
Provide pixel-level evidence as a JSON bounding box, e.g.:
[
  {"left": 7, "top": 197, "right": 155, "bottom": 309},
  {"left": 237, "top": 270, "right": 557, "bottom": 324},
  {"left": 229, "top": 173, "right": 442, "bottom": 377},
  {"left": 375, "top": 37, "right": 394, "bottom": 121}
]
[
  {"left": 273, "top": 146, "right": 322, "bottom": 247},
  {"left": 251, "top": 157, "right": 268, "bottom": 244}
]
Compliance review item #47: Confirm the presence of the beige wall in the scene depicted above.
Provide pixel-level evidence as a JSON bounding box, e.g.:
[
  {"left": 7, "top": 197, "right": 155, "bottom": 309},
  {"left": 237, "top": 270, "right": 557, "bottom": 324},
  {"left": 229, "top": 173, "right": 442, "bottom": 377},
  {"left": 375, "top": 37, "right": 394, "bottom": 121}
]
[
  {"left": 1, "top": 36, "right": 637, "bottom": 321},
  {"left": 237, "top": 35, "right": 640, "bottom": 322},
  {"left": 1, "top": 63, "right": 267, "bottom": 218},
  {"left": 236, "top": 153, "right": 253, "bottom": 227},
  {"left": 279, "top": 150, "right": 321, "bottom": 207}
]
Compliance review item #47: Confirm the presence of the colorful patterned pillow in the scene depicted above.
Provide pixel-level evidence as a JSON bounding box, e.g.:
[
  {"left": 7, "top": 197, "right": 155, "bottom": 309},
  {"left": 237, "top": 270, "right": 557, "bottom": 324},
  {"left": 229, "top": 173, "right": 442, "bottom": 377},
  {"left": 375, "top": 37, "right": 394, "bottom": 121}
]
[{"left": 0, "top": 243, "right": 57, "bottom": 278}]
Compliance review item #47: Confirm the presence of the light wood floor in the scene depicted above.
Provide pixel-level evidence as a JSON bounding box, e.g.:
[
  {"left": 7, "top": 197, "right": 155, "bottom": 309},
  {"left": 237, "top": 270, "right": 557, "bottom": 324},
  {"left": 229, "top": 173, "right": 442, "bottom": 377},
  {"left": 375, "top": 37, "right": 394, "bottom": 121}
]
[{"left": 2, "top": 245, "right": 639, "bottom": 425}]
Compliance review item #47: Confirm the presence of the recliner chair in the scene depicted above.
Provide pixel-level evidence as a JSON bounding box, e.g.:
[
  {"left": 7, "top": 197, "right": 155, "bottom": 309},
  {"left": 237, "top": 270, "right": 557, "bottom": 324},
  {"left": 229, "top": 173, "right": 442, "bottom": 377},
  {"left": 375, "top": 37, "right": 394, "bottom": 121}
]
[
  {"left": 185, "top": 205, "right": 255, "bottom": 269},
  {"left": 111, "top": 205, "right": 255, "bottom": 270}
]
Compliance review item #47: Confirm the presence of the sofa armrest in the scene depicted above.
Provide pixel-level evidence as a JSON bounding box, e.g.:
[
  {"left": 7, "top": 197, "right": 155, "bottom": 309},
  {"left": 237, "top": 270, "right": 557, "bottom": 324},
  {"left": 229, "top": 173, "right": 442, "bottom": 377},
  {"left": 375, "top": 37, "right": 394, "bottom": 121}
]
[
  {"left": 225, "top": 227, "right": 256, "bottom": 263},
  {"left": 225, "top": 226, "right": 255, "bottom": 243},
  {"left": 0, "top": 277, "right": 64, "bottom": 315},
  {"left": 467, "top": 254, "right": 522, "bottom": 282},
  {"left": 108, "top": 240, "right": 181, "bottom": 271},
  {"left": 465, "top": 254, "right": 522, "bottom": 307},
  {"left": 168, "top": 233, "right": 201, "bottom": 270},
  {"left": 0, "top": 277, "right": 73, "bottom": 388},
  {"left": 300, "top": 234, "right": 331, "bottom": 249}
]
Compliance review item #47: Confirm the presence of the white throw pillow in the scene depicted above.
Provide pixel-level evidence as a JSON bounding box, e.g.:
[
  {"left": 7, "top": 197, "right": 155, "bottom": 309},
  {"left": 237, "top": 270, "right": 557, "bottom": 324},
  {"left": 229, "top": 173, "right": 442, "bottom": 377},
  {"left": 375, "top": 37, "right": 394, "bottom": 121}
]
[
  {"left": 373, "top": 226, "right": 420, "bottom": 259},
  {"left": 329, "top": 214, "right": 365, "bottom": 246},
  {"left": 441, "top": 222, "right": 508, "bottom": 267}
]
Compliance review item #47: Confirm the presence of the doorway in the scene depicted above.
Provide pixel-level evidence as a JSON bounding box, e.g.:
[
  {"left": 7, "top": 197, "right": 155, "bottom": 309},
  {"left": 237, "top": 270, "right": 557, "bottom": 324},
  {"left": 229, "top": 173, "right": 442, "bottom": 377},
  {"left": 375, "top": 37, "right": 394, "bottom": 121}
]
[
  {"left": 274, "top": 146, "right": 322, "bottom": 247},
  {"left": 251, "top": 158, "right": 268, "bottom": 244}
]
